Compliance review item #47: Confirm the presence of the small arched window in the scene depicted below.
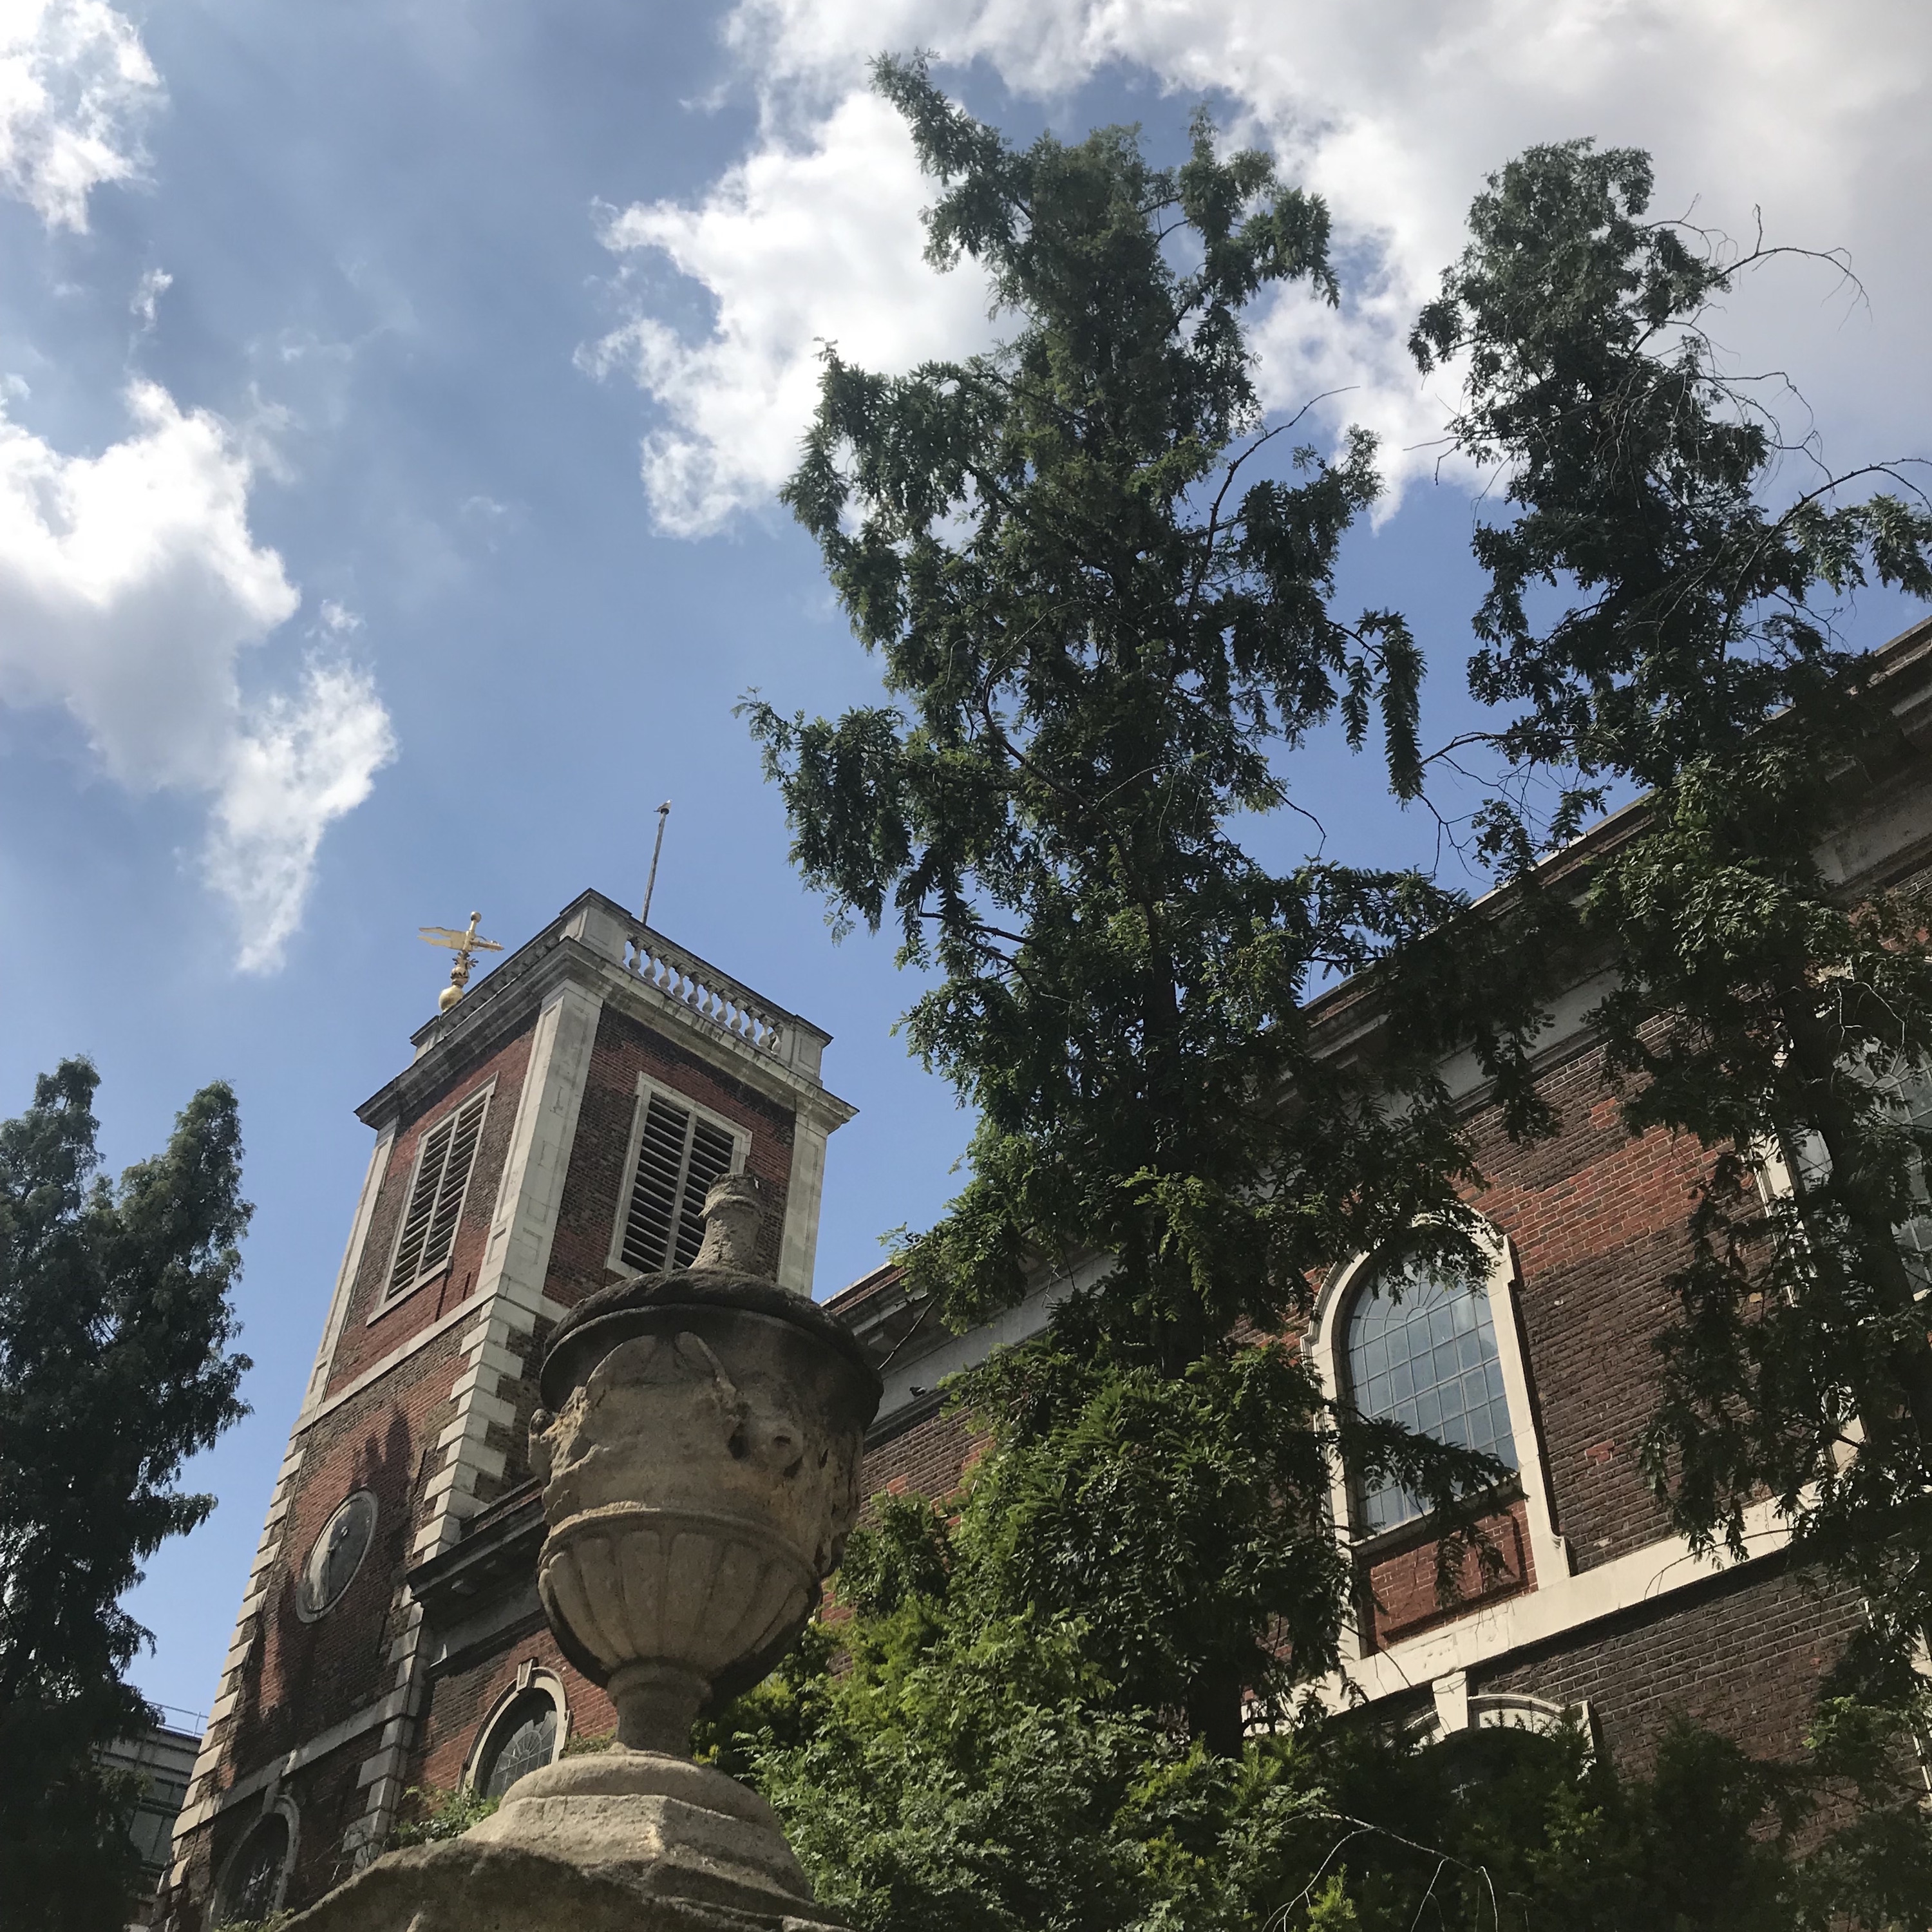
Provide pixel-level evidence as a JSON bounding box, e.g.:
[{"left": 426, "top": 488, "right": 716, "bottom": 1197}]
[
  {"left": 473, "top": 1686, "right": 562, "bottom": 1798},
  {"left": 213, "top": 1808, "right": 294, "bottom": 1924},
  {"left": 1345, "top": 1251, "right": 1518, "bottom": 1533}
]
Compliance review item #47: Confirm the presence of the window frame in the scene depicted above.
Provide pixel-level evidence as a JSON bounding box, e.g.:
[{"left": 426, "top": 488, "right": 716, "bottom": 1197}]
[
  {"left": 464, "top": 1665, "right": 569, "bottom": 1797},
  {"left": 605, "top": 1075, "right": 749, "bottom": 1278},
  {"left": 1307, "top": 1219, "right": 1567, "bottom": 1654},
  {"left": 1758, "top": 1054, "right": 1932, "bottom": 1301},
  {"left": 374, "top": 1079, "right": 497, "bottom": 1316}
]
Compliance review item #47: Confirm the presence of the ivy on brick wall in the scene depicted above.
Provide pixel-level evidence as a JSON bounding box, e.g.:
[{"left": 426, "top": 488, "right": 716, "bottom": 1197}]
[{"left": 699, "top": 1421, "right": 1932, "bottom": 1932}]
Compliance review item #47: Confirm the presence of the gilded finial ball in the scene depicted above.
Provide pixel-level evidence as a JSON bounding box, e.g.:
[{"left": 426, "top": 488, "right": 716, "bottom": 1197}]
[{"left": 438, "top": 982, "right": 464, "bottom": 1013}]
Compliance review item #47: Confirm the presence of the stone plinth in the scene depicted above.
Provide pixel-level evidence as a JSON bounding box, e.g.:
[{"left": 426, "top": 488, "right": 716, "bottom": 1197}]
[{"left": 280, "top": 1752, "right": 840, "bottom": 1932}]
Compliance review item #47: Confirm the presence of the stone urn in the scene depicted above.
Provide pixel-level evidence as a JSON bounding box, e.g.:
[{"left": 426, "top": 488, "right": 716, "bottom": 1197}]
[
  {"left": 278, "top": 1176, "right": 882, "bottom": 1932},
  {"left": 528, "top": 1175, "right": 880, "bottom": 1756}
]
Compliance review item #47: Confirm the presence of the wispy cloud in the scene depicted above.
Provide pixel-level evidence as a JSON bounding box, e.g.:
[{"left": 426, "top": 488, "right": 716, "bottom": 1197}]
[
  {"left": 205, "top": 659, "right": 394, "bottom": 973},
  {"left": 0, "top": 0, "right": 159, "bottom": 231},
  {"left": 130, "top": 263, "right": 169, "bottom": 329},
  {"left": 0, "top": 383, "right": 395, "bottom": 971}
]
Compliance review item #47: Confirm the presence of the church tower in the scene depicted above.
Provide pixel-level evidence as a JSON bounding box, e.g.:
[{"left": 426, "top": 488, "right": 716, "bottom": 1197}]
[{"left": 163, "top": 892, "right": 853, "bottom": 1926}]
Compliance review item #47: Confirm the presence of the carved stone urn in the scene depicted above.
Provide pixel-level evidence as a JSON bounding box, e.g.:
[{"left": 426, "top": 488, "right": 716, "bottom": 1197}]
[
  {"left": 278, "top": 1176, "right": 882, "bottom": 1932},
  {"left": 528, "top": 1174, "right": 880, "bottom": 1753}
]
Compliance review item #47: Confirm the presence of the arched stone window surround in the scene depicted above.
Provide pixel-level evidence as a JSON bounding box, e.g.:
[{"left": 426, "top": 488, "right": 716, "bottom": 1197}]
[
  {"left": 1413, "top": 1677, "right": 1596, "bottom": 1756},
  {"left": 211, "top": 1794, "right": 299, "bottom": 1924},
  {"left": 1307, "top": 1218, "right": 1570, "bottom": 1653},
  {"left": 463, "top": 1662, "right": 571, "bottom": 1797}
]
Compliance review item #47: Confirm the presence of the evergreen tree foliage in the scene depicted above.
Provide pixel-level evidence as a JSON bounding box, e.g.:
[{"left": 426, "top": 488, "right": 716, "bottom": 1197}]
[
  {"left": 747, "top": 55, "right": 1543, "bottom": 1367},
  {"left": 701, "top": 1406, "right": 1932, "bottom": 1932},
  {"left": 1414, "top": 142, "right": 1932, "bottom": 1696},
  {"left": 746, "top": 59, "right": 1932, "bottom": 1920},
  {"left": 749, "top": 55, "right": 1531, "bottom": 1755},
  {"left": 0, "top": 1061, "right": 252, "bottom": 1932}
]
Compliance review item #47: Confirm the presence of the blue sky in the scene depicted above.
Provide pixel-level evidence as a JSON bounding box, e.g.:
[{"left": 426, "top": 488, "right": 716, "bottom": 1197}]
[{"left": 0, "top": 0, "right": 1926, "bottom": 1724}]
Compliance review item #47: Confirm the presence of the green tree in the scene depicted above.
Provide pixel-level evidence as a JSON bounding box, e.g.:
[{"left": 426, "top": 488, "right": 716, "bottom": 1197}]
[
  {"left": 0, "top": 1061, "right": 252, "bottom": 1932},
  {"left": 748, "top": 54, "right": 1533, "bottom": 1756},
  {"left": 1413, "top": 141, "right": 1932, "bottom": 1699},
  {"left": 703, "top": 1410, "right": 1932, "bottom": 1932},
  {"left": 750, "top": 57, "right": 1544, "bottom": 1367}
]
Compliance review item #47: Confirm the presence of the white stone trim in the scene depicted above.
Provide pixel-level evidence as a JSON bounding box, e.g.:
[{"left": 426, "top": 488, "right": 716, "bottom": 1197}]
[
  {"left": 171, "top": 1434, "right": 308, "bottom": 1848},
  {"left": 300, "top": 1126, "right": 395, "bottom": 1416},
  {"left": 295, "top": 1294, "right": 495, "bottom": 1432},
  {"left": 343, "top": 976, "right": 603, "bottom": 1861},
  {"left": 1307, "top": 1218, "right": 1570, "bottom": 1663},
  {"left": 461, "top": 1665, "right": 571, "bottom": 1793},
  {"left": 1336, "top": 1494, "right": 1791, "bottom": 1709},
  {"left": 777, "top": 1113, "right": 829, "bottom": 1298},
  {"left": 170, "top": 1687, "right": 413, "bottom": 1842},
  {"left": 207, "top": 1792, "right": 300, "bottom": 1923}
]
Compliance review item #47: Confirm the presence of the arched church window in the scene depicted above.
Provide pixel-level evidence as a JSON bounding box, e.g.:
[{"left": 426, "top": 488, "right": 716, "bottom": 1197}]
[
  {"left": 213, "top": 1808, "right": 293, "bottom": 1924},
  {"left": 1345, "top": 1251, "right": 1518, "bottom": 1533},
  {"left": 295, "top": 1490, "right": 377, "bottom": 1621},
  {"left": 474, "top": 1685, "right": 562, "bottom": 1799}
]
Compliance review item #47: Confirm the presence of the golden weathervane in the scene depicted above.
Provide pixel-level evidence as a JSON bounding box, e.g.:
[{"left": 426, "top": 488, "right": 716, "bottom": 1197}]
[{"left": 419, "top": 911, "right": 504, "bottom": 1013}]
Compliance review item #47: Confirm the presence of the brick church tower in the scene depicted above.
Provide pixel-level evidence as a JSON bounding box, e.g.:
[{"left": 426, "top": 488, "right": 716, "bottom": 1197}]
[{"left": 164, "top": 892, "right": 853, "bottom": 1926}]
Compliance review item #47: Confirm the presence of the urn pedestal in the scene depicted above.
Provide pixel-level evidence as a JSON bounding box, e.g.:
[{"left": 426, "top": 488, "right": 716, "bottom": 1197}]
[{"left": 279, "top": 1179, "right": 881, "bottom": 1932}]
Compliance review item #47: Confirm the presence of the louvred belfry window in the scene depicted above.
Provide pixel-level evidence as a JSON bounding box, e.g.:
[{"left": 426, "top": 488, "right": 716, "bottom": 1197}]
[
  {"left": 618, "top": 1088, "right": 742, "bottom": 1274},
  {"left": 386, "top": 1087, "right": 491, "bottom": 1299}
]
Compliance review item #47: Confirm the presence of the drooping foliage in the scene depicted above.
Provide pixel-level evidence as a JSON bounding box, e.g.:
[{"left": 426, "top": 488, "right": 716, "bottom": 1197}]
[
  {"left": 699, "top": 1392, "right": 1932, "bottom": 1932},
  {"left": 0, "top": 1061, "right": 252, "bottom": 1932},
  {"left": 748, "top": 57, "right": 1932, "bottom": 1909},
  {"left": 748, "top": 56, "right": 1543, "bottom": 1367},
  {"left": 902, "top": 1319, "right": 1502, "bottom": 1754},
  {"left": 1416, "top": 140, "right": 1932, "bottom": 1695}
]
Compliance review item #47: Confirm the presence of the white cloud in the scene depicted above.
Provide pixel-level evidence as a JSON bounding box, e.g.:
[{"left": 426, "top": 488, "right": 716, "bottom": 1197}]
[
  {"left": 583, "top": 88, "right": 997, "bottom": 535},
  {"left": 0, "top": 0, "right": 158, "bottom": 231},
  {"left": 130, "top": 263, "right": 169, "bottom": 329},
  {"left": 205, "top": 661, "right": 394, "bottom": 973},
  {"left": 598, "top": 0, "right": 1932, "bottom": 525},
  {"left": 0, "top": 382, "right": 395, "bottom": 970}
]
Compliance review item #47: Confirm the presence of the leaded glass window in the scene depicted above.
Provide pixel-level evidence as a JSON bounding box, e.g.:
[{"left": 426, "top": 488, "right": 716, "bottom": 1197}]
[
  {"left": 478, "top": 1692, "right": 558, "bottom": 1798},
  {"left": 1345, "top": 1255, "right": 1518, "bottom": 1533},
  {"left": 1875, "top": 1058, "right": 1932, "bottom": 1293},
  {"left": 216, "top": 1814, "right": 289, "bottom": 1924}
]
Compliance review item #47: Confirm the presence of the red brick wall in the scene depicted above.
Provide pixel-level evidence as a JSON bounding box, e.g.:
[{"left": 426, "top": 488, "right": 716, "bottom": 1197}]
[
  {"left": 1360, "top": 1496, "right": 1535, "bottom": 1649},
  {"left": 324, "top": 1025, "right": 536, "bottom": 1396},
  {"left": 1465, "top": 1043, "right": 1712, "bottom": 1572},
  {"left": 223, "top": 1329, "right": 472, "bottom": 1780},
  {"left": 1473, "top": 1559, "right": 1864, "bottom": 1772},
  {"left": 407, "top": 1631, "right": 619, "bottom": 1799},
  {"left": 863, "top": 1404, "right": 981, "bottom": 1506},
  {"left": 200, "top": 1741, "right": 368, "bottom": 1921},
  {"left": 542, "top": 1003, "right": 799, "bottom": 1306}
]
